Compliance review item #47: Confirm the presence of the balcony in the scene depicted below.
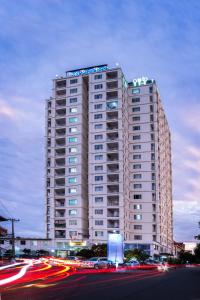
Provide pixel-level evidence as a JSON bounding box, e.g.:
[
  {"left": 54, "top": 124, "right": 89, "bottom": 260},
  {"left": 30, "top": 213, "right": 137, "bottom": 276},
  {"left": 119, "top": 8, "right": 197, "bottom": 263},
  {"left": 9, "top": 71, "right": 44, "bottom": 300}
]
[
  {"left": 55, "top": 118, "right": 66, "bottom": 127},
  {"left": 107, "top": 91, "right": 118, "bottom": 100},
  {"left": 106, "top": 71, "right": 118, "bottom": 80},
  {"left": 107, "top": 142, "right": 118, "bottom": 152},
  {"left": 55, "top": 209, "right": 65, "bottom": 218},
  {"left": 107, "top": 122, "right": 118, "bottom": 131},
  {"left": 55, "top": 188, "right": 65, "bottom": 197},
  {"left": 107, "top": 184, "right": 119, "bottom": 194},
  {"left": 107, "top": 111, "right": 118, "bottom": 120},
  {"left": 55, "top": 158, "right": 65, "bottom": 167},
  {"left": 56, "top": 89, "right": 66, "bottom": 97},
  {"left": 107, "top": 195, "right": 119, "bottom": 206},
  {"left": 55, "top": 199, "right": 65, "bottom": 207},
  {"left": 107, "top": 208, "right": 119, "bottom": 218},
  {"left": 55, "top": 221, "right": 66, "bottom": 228},
  {"left": 56, "top": 80, "right": 66, "bottom": 89},
  {"left": 56, "top": 99, "right": 66, "bottom": 107},
  {"left": 56, "top": 108, "right": 66, "bottom": 117},
  {"left": 106, "top": 81, "right": 118, "bottom": 90},
  {"left": 55, "top": 230, "right": 66, "bottom": 238},
  {"left": 107, "top": 132, "right": 118, "bottom": 141},
  {"left": 107, "top": 164, "right": 119, "bottom": 173},
  {"left": 107, "top": 153, "right": 119, "bottom": 162},
  {"left": 55, "top": 138, "right": 65, "bottom": 147},
  {"left": 56, "top": 128, "right": 66, "bottom": 137},
  {"left": 55, "top": 168, "right": 65, "bottom": 177},
  {"left": 55, "top": 148, "right": 65, "bottom": 157},
  {"left": 107, "top": 220, "right": 119, "bottom": 229},
  {"left": 55, "top": 178, "right": 65, "bottom": 187},
  {"left": 107, "top": 174, "right": 119, "bottom": 183}
]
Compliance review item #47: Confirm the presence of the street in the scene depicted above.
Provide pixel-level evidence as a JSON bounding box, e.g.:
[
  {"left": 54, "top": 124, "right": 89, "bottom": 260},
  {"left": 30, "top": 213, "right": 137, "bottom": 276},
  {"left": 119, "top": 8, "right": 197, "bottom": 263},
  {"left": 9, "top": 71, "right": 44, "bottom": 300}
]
[{"left": 0, "top": 261, "right": 200, "bottom": 300}]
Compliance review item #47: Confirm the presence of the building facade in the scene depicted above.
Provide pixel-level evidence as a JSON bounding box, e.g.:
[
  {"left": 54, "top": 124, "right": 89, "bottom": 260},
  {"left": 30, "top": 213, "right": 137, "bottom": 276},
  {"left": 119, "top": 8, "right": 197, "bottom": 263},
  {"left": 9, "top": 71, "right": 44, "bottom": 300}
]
[{"left": 45, "top": 65, "right": 173, "bottom": 256}]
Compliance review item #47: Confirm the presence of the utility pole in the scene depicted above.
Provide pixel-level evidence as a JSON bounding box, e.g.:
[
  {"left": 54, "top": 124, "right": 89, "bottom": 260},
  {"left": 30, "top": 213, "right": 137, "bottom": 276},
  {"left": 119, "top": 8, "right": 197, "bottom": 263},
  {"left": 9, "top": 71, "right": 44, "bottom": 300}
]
[{"left": 9, "top": 218, "right": 20, "bottom": 259}]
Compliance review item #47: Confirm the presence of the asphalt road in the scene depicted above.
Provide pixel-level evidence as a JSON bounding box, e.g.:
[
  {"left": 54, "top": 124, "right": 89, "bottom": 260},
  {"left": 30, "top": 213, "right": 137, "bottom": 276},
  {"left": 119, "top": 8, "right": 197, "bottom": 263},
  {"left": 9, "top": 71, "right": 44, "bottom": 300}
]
[{"left": 1, "top": 266, "right": 200, "bottom": 300}]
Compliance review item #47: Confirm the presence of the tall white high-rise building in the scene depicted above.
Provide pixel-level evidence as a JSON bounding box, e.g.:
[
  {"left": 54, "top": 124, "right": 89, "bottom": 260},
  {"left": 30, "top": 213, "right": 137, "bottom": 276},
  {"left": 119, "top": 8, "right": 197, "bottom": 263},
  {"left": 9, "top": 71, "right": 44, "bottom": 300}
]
[{"left": 45, "top": 64, "right": 173, "bottom": 256}]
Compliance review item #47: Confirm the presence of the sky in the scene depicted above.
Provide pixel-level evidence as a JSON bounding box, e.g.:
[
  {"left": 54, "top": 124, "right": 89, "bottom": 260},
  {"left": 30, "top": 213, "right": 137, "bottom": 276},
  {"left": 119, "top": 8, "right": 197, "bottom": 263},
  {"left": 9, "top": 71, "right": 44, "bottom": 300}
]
[{"left": 0, "top": 0, "right": 200, "bottom": 241}]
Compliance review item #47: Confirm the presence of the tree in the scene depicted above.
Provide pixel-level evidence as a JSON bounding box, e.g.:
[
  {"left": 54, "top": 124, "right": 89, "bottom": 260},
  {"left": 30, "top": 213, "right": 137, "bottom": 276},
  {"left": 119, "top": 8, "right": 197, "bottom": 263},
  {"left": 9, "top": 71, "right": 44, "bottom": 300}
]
[
  {"left": 76, "top": 248, "right": 95, "bottom": 259},
  {"left": 23, "top": 248, "right": 31, "bottom": 256},
  {"left": 91, "top": 244, "right": 107, "bottom": 257},
  {"left": 36, "top": 249, "right": 49, "bottom": 257},
  {"left": 178, "top": 250, "right": 195, "bottom": 264},
  {"left": 124, "top": 249, "right": 149, "bottom": 262},
  {"left": 194, "top": 244, "right": 200, "bottom": 262}
]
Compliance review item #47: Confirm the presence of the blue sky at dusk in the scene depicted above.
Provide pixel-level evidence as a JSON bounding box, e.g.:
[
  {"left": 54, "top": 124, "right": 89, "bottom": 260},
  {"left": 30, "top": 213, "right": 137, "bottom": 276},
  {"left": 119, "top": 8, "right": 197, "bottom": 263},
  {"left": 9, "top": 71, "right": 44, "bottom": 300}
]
[{"left": 0, "top": 0, "right": 200, "bottom": 240}]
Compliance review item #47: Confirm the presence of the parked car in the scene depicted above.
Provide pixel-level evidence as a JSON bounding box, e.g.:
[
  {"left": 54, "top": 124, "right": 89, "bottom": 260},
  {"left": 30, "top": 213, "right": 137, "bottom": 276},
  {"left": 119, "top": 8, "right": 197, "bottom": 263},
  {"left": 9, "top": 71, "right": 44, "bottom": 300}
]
[
  {"left": 83, "top": 257, "right": 114, "bottom": 269},
  {"left": 124, "top": 259, "right": 140, "bottom": 267}
]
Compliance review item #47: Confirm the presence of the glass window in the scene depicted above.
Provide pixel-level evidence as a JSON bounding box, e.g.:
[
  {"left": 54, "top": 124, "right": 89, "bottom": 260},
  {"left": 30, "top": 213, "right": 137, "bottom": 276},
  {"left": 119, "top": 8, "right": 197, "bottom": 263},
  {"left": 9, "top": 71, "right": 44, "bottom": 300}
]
[
  {"left": 133, "top": 154, "right": 141, "bottom": 159},
  {"left": 95, "top": 186, "right": 103, "bottom": 191},
  {"left": 69, "top": 147, "right": 77, "bottom": 153},
  {"left": 68, "top": 187, "right": 77, "bottom": 194},
  {"left": 69, "top": 209, "right": 77, "bottom": 215},
  {"left": 69, "top": 107, "right": 77, "bottom": 113},
  {"left": 95, "top": 165, "right": 103, "bottom": 171},
  {"left": 95, "top": 220, "right": 103, "bottom": 225},
  {"left": 94, "top": 74, "right": 102, "bottom": 80},
  {"left": 95, "top": 176, "right": 103, "bottom": 181},
  {"left": 68, "top": 177, "right": 77, "bottom": 183},
  {"left": 95, "top": 209, "right": 103, "bottom": 214},
  {"left": 69, "top": 117, "right": 77, "bottom": 123},
  {"left": 69, "top": 220, "right": 77, "bottom": 225},
  {"left": 70, "top": 79, "right": 78, "bottom": 84},
  {"left": 95, "top": 197, "right": 103, "bottom": 203},
  {"left": 132, "top": 107, "right": 140, "bottom": 112},
  {"left": 133, "top": 174, "right": 142, "bottom": 179},
  {"left": 69, "top": 127, "right": 77, "bottom": 133},
  {"left": 133, "top": 194, "right": 142, "bottom": 199},
  {"left": 94, "top": 84, "right": 103, "bottom": 90},
  {"left": 133, "top": 126, "right": 140, "bottom": 131},
  {"left": 68, "top": 157, "right": 77, "bottom": 164},
  {"left": 133, "top": 135, "right": 140, "bottom": 140},
  {"left": 95, "top": 155, "right": 103, "bottom": 160},
  {"left": 132, "top": 116, "right": 140, "bottom": 121},
  {"left": 95, "top": 231, "right": 103, "bottom": 237},
  {"left": 132, "top": 98, "right": 140, "bottom": 103},
  {"left": 133, "top": 164, "right": 141, "bottom": 169},
  {"left": 94, "top": 124, "right": 103, "bottom": 129},
  {"left": 69, "top": 199, "right": 77, "bottom": 205},
  {"left": 69, "top": 98, "right": 77, "bottom": 104},
  {"left": 132, "top": 88, "right": 140, "bottom": 94},
  {"left": 94, "top": 94, "right": 103, "bottom": 99},
  {"left": 134, "top": 184, "right": 142, "bottom": 189},
  {"left": 94, "top": 104, "right": 103, "bottom": 109},
  {"left": 69, "top": 167, "right": 77, "bottom": 173},
  {"left": 134, "top": 214, "right": 142, "bottom": 220},
  {"left": 134, "top": 225, "right": 142, "bottom": 230},
  {"left": 106, "top": 101, "right": 118, "bottom": 110},
  {"left": 70, "top": 88, "right": 77, "bottom": 94},
  {"left": 133, "top": 145, "right": 141, "bottom": 150},
  {"left": 69, "top": 231, "right": 77, "bottom": 236},
  {"left": 94, "top": 114, "right": 103, "bottom": 119},
  {"left": 68, "top": 137, "right": 77, "bottom": 143},
  {"left": 94, "top": 134, "right": 103, "bottom": 140},
  {"left": 94, "top": 144, "right": 103, "bottom": 150},
  {"left": 134, "top": 235, "right": 142, "bottom": 240},
  {"left": 134, "top": 204, "right": 142, "bottom": 210}
]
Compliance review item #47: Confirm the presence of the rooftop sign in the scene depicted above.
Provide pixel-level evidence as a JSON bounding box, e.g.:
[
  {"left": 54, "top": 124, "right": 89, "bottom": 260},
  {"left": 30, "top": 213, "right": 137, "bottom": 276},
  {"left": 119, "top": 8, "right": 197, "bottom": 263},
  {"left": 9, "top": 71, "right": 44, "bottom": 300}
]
[
  {"left": 132, "top": 77, "right": 155, "bottom": 87},
  {"left": 66, "top": 65, "right": 108, "bottom": 77}
]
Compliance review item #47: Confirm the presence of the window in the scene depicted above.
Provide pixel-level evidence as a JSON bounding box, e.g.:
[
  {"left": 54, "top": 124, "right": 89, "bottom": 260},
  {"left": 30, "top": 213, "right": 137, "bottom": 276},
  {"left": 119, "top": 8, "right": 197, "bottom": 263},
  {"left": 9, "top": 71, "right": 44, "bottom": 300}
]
[
  {"left": 132, "top": 116, "right": 140, "bottom": 121},
  {"left": 95, "top": 124, "right": 103, "bottom": 129},
  {"left": 133, "top": 154, "right": 141, "bottom": 159},
  {"left": 95, "top": 231, "right": 103, "bottom": 237},
  {"left": 152, "top": 193, "right": 156, "bottom": 201},
  {"left": 134, "top": 194, "right": 142, "bottom": 199},
  {"left": 107, "top": 101, "right": 118, "bottom": 110},
  {"left": 69, "top": 107, "right": 77, "bottom": 113},
  {"left": 152, "top": 173, "right": 155, "bottom": 180},
  {"left": 149, "top": 86, "right": 153, "bottom": 93},
  {"left": 69, "top": 127, "right": 77, "bottom": 133},
  {"left": 133, "top": 145, "right": 141, "bottom": 150},
  {"left": 133, "top": 135, "right": 141, "bottom": 140},
  {"left": 70, "top": 88, "right": 77, "bottom": 94},
  {"left": 151, "top": 143, "right": 155, "bottom": 151},
  {"left": 94, "top": 74, "right": 102, "bottom": 80},
  {"left": 151, "top": 134, "right": 154, "bottom": 141},
  {"left": 133, "top": 174, "right": 142, "bottom": 179},
  {"left": 132, "top": 88, "right": 140, "bottom": 94},
  {"left": 69, "top": 187, "right": 77, "bottom": 194},
  {"left": 70, "top": 79, "right": 78, "bottom": 84},
  {"left": 69, "top": 97, "right": 77, "bottom": 104},
  {"left": 134, "top": 235, "right": 142, "bottom": 240},
  {"left": 152, "top": 183, "right": 156, "bottom": 190},
  {"left": 150, "top": 95, "right": 153, "bottom": 102},
  {"left": 69, "top": 117, "right": 77, "bottom": 123},
  {"left": 134, "top": 225, "right": 142, "bottom": 230},
  {"left": 132, "top": 107, "right": 140, "bottom": 112},
  {"left": 150, "top": 124, "right": 154, "bottom": 131},
  {"left": 94, "top": 114, "right": 103, "bottom": 119},
  {"left": 95, "top": 209, "right": 103, "bottom": 214},
  {"left": 95, "top": 155, "right": 103, "bottom": 160},
  {"left": 68, "top": 137, "right": 77, "bottom": 143},
  {"left": 95, "top": 197, "right": 103, "bottom": 203},
  {"left": 69, "top": 199, "right": 77, "bottom": 205},
  {"left": 133, "top": 164, "right": 141, "bottom": 169},
  {"left": 94, "top": 144, "right": 103, "bottom": 150},
  {"left": 134, "top": 204, "right": 142, "bottom": 210},
  {"left": 132, "top": 97, "right": 140, "bottom": 103},
  {"left": 95, "top": 165, "right": 103, "bottom": 171},
  {"left": 69, "top": 167, "right": 77, "bottom": 173},
  {"left": 69, "top": 220, "right": 77, "bottom": 225},
  {"left": 150, "top": 114, "right": 154, "bottom": 122},
  {"left": 20, "top": 240, "right": 26, "bottom": 245},
  {"left": 68, "top": 177, "right": 77, "bottom": 183},
  {"left": 133, "top": 126, "right": 140, "bottom": 131},
  {"left": 69, "top": 209, "right": 77, "bottom": 215},
  {"left": 150, "top": 105, "right": 154, "bottom": 113},
  {"left": 134, "top": 184, "right": 142, "bottom": 189},
  {"left": 69, "top": 231, "right": 77, "bottom": 236},
  {"left": 134, "top": 214, "right": 142, "bottom": 220},
  {"left": 95, "top": 186, "right": 103, "bottom": 191},
  {"left": 95, "top": 220, "right": 103, "bottom": 225},
  {"left": 69, "top": 147, "right": 77, "bottom": 153},
  {"left": 94, "top": 104, "right": 103, "bottom": 109},
  {"left": 151, "top": 163, "right": 155, "bottom": 170},
  {"left": 94, "top": 84, "right": 103, "bottom": 90},
  {"left": 68, "top": 156, "right": 77, "bottom": 164},
  {"left": 95, "top": 176, "right": 103, "bottom": 181},
  {"left": 94, "top": 94, "right": 103, "bottom": 99},
  {"left": 94, "top": 134, "right": 103, "bottom": 140}
]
